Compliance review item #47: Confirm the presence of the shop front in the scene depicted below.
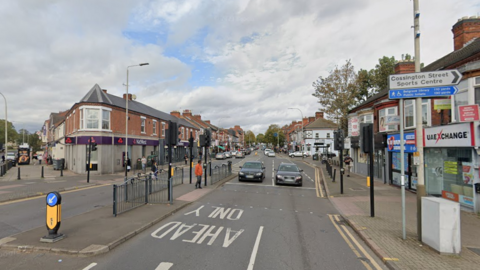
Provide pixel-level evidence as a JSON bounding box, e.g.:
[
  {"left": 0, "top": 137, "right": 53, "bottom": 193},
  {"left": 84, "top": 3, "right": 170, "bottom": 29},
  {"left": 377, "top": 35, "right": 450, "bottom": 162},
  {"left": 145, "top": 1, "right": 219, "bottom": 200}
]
[
  {"left": 387, "top": 132, "right": 417, "bottom": 190},
  {"left": 424, "top": 123, "right": 475, "bottom": 211}
]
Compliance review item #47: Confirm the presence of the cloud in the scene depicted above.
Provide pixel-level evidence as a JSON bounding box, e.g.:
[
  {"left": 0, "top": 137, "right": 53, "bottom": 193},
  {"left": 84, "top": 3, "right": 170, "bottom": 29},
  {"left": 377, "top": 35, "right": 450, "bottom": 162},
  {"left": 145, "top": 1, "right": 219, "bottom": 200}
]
[{"left": 0, "top": 0, "right": 476, "bottom": 137}]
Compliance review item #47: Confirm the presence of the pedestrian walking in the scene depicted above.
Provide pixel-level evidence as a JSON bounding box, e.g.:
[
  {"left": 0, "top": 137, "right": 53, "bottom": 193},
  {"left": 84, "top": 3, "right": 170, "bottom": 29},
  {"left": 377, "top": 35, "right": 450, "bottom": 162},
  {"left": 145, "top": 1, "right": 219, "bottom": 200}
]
[
  {"left": 127, "top": 158, "right": 131, "bottom": 172},
  {"left": 199, "top": 151, "right": 203, "bottom": 160},
  {"left": 38, "top": 155, "right": 42, "bottom": 165},
  {"left": 184, "top": 154, "right": 188, "bottom": 165},
  {"left": 195, "top": 159, "right": 203, "bottom": 189},
  {"left": 1, "top": 155, "right": 4, "bottom": 163},
  {"left": 151, "top": 161, "right": 158, "bottom": 180},
  {"left": 141, "top": 156, "right": 147, "bottom": 172},
  {"left": 344, "top": 155, "right": 354, "bottom": 177}
]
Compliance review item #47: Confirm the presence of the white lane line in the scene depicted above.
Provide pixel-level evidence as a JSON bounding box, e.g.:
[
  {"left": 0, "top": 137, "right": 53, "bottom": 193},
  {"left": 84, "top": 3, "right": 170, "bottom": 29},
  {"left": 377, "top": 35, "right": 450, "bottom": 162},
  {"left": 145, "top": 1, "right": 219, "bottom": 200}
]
[
  {"left": 82, "top": 263, "right": 98, "bottom": 270},
  {"left": 155, "top": 262, "right": 174, "bottom": 270},
  {"left": 247, "top": 226, "right": 264, "bottom": 270}
]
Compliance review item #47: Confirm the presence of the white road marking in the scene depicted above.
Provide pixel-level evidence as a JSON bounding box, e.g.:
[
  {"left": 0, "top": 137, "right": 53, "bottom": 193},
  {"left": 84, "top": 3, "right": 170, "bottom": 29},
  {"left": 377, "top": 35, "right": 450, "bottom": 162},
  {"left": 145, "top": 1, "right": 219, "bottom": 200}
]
[
  {"left": 184, "top": 205, "right": 204, "bottom": 216},
  {"left": 82, "top": 263, "right": 97, "bottom": 270},
  {"left": 155, "top": 262, "right": 174, "bottom": 270},
  {"left": 247, "top": 226, "right": 264, "bottom": 270}
]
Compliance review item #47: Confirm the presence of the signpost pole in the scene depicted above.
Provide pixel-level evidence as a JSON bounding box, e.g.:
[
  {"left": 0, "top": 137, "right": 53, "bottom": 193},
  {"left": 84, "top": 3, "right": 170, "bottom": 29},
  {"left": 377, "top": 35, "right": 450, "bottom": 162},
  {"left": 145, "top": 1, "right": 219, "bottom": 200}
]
[
  {"left": 413, "top": 0, "right": 425, "bottom": 241},
  {"left": 400, "top": 99, "right": 406, "bottom": 240}
]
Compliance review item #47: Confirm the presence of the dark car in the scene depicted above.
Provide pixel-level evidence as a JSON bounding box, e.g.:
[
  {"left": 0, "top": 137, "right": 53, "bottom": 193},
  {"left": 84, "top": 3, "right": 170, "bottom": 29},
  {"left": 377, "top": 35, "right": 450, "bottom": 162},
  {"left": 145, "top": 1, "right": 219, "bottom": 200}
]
[
  {"left": 238, "top": 161, "right": 265, "bottom": 182},
  {"left": 275, "top": 163, "right": 303, "bottom": 186}
]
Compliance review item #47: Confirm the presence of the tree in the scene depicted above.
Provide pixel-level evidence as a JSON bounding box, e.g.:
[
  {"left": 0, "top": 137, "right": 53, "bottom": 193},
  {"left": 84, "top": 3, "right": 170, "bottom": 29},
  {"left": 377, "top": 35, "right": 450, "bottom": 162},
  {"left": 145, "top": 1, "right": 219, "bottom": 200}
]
[
  {"left": 256, "top": 133, "right": 265, "bottom": 143},
  {"left": 263, "top": 125, "right": 285, "bottom": 147},
  {"left": 312, "top": 59, "right": 359, "bottom": 131},
  {"left": 371, "top": 56, "right": 396, "bottom": 92},
  {"left": 245, "top": 131, "right": 256, "bottom": 146},
  {"left": 16, "top": 129, "right": 30, "bottom": 145},
  {"left": 27, "top": 133, "right": 42, "bottom": 152},
  {"left": 0, "top": 120, "right": 19, "bottom": 146}
]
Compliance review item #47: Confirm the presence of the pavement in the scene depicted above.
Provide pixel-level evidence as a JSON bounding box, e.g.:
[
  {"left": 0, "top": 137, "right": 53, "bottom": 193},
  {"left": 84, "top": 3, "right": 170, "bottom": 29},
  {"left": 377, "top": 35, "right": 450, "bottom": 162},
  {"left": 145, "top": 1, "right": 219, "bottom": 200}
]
[
  {"left": 0, "top": 160, "right": 234, "bottom": 256},
  {"left": 303, "top": 158, "right": 480, "bottom": 270}
]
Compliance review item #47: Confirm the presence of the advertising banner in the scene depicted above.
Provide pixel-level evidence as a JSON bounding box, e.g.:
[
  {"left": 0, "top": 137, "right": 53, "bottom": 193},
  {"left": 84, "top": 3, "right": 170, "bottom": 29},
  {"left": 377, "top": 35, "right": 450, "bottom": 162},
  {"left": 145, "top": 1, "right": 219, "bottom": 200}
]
[{"left": 387, "top": 133, "right": 416, "bottom": 152}]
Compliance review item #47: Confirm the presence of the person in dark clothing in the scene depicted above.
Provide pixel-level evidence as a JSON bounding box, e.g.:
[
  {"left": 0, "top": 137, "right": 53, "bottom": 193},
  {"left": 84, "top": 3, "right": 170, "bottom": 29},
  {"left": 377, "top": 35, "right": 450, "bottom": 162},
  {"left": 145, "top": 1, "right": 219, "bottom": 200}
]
[
  {"left": 344, "top": 156, "right": 354, "bottom": 177},
  {"left": 127, "top": 158, "right": 131, "bottom": 172},
  {"left": 184, "top": 154, "right": 188, "bottom": 165},
  {"left": 151, "top": 161, "right": 158, "bottom": 179}
]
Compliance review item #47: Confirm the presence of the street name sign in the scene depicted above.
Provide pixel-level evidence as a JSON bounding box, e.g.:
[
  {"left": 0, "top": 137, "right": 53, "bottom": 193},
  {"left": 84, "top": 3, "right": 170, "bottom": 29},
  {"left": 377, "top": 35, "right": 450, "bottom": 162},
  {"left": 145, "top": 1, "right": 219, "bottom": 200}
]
[
  {"left": 388, "top": 86, "right": 458, "bottom": 99},
  {"left": 389, "top": 70, "right": 462, "bottom": 90}
]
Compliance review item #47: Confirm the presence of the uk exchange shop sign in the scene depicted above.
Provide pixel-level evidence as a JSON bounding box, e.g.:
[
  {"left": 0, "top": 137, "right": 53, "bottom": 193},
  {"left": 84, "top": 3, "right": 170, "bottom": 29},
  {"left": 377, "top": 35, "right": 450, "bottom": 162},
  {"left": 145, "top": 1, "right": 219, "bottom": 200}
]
[{"left": 387, "top": 132, "right": 417, "bottom": 153}]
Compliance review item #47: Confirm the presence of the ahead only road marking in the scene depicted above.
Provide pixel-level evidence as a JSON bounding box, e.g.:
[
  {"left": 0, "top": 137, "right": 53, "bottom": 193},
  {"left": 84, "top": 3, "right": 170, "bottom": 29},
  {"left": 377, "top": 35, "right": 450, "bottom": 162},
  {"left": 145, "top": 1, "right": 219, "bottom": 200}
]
[{"left": 328, "top": 214, "right": 383, "bottom": 270}]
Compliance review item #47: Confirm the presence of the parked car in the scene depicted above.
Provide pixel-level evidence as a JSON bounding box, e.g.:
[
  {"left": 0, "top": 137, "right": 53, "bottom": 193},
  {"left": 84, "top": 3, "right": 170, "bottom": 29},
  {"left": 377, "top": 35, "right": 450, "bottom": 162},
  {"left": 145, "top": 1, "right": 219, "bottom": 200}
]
[
  {"left": 224, "top": 152, "right": 232, "bottom": 158},
  {"left": 245, "top": 148, "right": 251, "bottom": 155},
  {"left": 275, "top": 163, "right": 303, "bottom": 186},
  {"left": 235, "top": 151, "right": 245, "bottom": 158},
  {"left": 289, "top": 151, "right": 306, "bottom": 158},
  {"left": 264, "top": 149, "right": 272, "bottom": 155},
  {"left": 231, "top": 151, "right": 237, "bottom": 156},
  {"left": 238, "top": 161, "right": 265, "bottom": 182},
  {"left": 6, "top": 152, "right": 16, "bottom": 166},
  {"left": 215, "top": 153, "right": 226, "bottom": 160},
  {"left": 267, "top": 151, "right": 276, "bottom": 157}
]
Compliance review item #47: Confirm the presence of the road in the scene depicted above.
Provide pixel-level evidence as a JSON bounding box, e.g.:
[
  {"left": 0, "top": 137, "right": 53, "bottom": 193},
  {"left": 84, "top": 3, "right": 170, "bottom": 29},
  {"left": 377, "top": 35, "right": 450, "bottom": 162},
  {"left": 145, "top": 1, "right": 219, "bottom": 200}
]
[{"left": 0, "top": 153, "right": 386, "bottom": 270}]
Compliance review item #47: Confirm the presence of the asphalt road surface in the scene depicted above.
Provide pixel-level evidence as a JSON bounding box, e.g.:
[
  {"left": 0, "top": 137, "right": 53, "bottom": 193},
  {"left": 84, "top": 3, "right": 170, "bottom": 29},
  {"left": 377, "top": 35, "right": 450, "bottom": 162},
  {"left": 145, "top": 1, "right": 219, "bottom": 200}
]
[{"left": 1, "top": 153, "right": 386, "bottom": 270}]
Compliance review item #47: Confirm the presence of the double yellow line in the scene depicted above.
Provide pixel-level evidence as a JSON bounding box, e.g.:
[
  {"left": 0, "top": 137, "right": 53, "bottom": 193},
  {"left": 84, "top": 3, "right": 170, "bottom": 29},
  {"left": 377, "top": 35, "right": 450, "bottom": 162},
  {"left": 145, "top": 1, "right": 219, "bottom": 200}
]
[
  {"left": 314, "top": 167, "right": 324, "bottom": 198},
  {"left": 328, "top": 214, "right": 383, "bottom": 270}
]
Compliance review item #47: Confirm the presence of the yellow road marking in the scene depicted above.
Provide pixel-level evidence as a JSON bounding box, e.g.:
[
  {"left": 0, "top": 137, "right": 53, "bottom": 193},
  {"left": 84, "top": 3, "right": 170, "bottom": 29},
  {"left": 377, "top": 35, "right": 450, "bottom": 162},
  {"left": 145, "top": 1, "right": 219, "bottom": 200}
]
[
  {"left": 383, "top": 258, "right": 399, "bottom": 262},
  {"left": 328, "top": 214, "right": 372, "bottom": 270},
  {"left": 0, "top": 184, "right": 111, "bottom": 206},
  {"left": 333, "top": 215, "right": 383, "bottom": 270},
  {"left": 303, "top": 162, "right": 324, "bottom": 198},
  {"left": 316, "top": 168, "right": 324, "bottom": 198}
]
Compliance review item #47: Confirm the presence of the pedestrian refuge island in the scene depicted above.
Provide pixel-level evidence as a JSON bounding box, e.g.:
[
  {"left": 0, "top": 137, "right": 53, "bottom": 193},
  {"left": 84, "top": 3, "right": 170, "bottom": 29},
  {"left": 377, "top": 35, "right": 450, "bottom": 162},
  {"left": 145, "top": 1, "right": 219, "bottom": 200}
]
[{"left": 421, "top": 197, "right": 461, "bottom": 254}]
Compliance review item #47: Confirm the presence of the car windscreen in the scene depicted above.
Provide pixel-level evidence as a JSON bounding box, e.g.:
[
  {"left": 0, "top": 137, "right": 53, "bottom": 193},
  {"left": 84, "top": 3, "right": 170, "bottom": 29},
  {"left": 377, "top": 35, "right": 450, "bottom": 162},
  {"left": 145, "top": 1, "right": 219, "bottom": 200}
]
[
  {"left": 243, "top": 163, "right": 261, "bottom": 169},
  {"left": 278, "top": 165, "right": 299, "bottom": 172}
]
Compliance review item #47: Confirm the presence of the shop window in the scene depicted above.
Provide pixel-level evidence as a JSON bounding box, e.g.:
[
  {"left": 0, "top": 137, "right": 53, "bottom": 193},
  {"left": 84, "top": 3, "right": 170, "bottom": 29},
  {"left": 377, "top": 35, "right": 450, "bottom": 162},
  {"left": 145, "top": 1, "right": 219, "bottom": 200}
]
[
  {"left": 379, "top": 107, "right": 398, "bottom": 132},
  {"left": 425, "top": 148, "right": 473, "bottom": 208},
  {"left": 153, "top": 120, "right": 157, "bottom": 135}
]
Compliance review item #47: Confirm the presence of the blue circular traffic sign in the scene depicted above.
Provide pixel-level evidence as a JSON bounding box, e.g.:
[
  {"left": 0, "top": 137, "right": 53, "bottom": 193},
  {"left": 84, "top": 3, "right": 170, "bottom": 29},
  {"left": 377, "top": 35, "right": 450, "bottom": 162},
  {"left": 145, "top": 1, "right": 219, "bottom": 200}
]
[{"left": 47, "top": 192, "right": 58, "bottom": 207}]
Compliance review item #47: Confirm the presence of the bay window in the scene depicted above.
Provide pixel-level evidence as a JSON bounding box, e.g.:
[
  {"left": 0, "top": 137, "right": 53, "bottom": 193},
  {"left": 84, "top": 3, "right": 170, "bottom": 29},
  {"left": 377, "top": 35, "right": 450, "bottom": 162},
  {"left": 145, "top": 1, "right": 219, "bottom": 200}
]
[
  {"left": 379, "top": 107, "right": 398, "bottom": 132},
  {"left": 79, "top": 106, "right": 111, "bottom": 131}
]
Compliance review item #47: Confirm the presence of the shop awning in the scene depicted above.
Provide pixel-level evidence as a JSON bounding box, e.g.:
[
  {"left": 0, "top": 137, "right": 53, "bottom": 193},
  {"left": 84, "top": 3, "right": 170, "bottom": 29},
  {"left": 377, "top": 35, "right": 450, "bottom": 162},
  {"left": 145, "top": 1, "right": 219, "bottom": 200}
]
[{"left": 217, "top": 146, "right": 225, "bottom": 150}]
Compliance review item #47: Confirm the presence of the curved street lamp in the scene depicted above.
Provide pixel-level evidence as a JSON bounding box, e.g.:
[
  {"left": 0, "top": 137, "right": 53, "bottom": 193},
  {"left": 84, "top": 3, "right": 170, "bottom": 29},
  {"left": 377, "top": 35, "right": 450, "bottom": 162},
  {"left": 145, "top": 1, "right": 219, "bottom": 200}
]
[{"left": 125, "top": 63, "right": 149, "bottom": 179}]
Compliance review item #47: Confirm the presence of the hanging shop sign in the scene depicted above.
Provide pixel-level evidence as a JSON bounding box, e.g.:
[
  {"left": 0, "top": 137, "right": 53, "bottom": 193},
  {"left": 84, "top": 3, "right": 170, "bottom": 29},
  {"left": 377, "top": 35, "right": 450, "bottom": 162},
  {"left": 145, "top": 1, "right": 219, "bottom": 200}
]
[
  {"left": 424, "top": 123, "right": 473, "bottom": 147},
  {"left": 387, "top": 132, "right": 417, "bottom": 153}
]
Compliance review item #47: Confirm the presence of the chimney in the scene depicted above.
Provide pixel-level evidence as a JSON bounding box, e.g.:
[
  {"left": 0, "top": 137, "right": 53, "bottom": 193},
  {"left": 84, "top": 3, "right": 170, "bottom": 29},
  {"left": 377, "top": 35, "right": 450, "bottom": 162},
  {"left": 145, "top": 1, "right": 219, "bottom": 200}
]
[
  {"left": 183, "top": 109, "right": 193, "bottom": 117},
  {"left": 205, "top": 120, "right": 211, "bottom": 124},
  {"left": 102, "top": 89, "right": 107, "bottom": 94},
  {"left": 453, "top": 16, "right": 480, "bottom": 51},
  {"left": 123, "top": 93, "right": 133, "bottom": 100},
  {"left": 309, "top": 117, "right": 315, "bottom": 123},
  {"left": 315, "top": 112, "right": 324, "bottom": 119},
  {"left": 170, "top": 110, "right": 181, "bottom": 117},
  {"left": 234, "top": 125, "right": 241, "bottom": 130},
  {"left": 394, "top": 61, "right": 415, "bottom": 74},
  {"left": 193, "top": 114, "right": 202, "bottom": 121}
]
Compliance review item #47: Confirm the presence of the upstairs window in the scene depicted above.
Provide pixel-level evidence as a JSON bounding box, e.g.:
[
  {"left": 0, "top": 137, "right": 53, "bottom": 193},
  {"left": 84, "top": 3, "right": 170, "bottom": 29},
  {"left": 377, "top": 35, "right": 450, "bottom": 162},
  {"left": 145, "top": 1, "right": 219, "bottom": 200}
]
[
  {"left": 141, "top": 117, "right": 146, "bottom": 133},
  {"left": 379, "top": 107, "right": 398, "bottom": 132},
  {"left": 162, "top": 122, "right": 165, "bottom": 137},
  {"left": 79, "top": 106, "right": 111, "bottom": 131},
  {"left": 153, "top": 120, "right": 157, "bottom": 135}
]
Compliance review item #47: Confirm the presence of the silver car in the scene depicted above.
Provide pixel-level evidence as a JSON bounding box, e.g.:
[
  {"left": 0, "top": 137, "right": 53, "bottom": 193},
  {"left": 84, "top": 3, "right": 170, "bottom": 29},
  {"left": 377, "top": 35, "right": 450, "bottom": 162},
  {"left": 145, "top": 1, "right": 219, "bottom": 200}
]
[{"left": 215, "top": 153, "right": 226, "bottom": 160}]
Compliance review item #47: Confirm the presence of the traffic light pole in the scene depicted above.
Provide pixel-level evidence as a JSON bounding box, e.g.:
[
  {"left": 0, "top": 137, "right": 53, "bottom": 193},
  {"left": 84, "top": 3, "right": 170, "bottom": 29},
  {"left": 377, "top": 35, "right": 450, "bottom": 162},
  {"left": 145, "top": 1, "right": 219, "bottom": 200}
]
[
  {"left": 189, "top": 132, "right": 193, "bottom": 184},
  {"left": 204, "top": 146, "right": 208, "bottom": 186},
  {"left": 87, "top": 138, "right": 92, "bottom": 183}
]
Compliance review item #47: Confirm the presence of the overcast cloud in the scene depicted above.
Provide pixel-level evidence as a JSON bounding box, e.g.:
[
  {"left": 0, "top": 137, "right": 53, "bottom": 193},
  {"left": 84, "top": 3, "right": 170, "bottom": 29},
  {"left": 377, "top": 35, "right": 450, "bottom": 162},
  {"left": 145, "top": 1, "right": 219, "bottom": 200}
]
[{"left": 0, "top": 0, "right": 477, "bottom": 135}]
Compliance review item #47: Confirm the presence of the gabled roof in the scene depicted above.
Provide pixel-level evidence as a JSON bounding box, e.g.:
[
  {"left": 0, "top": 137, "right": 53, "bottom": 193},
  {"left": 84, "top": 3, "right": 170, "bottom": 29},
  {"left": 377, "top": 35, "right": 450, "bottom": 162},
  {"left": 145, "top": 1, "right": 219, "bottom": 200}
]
[
  {"left": 79, "top": 84, "right": 196, "bottom": 129},
  {"left": 228, "top": 129, "right": 238, "bottom": 137},
  {"left": 422, "top": 38, "right": 480, "bottom": 71},
  {"left": 304, "top": 117, "right": 337, "bottom": 129}
]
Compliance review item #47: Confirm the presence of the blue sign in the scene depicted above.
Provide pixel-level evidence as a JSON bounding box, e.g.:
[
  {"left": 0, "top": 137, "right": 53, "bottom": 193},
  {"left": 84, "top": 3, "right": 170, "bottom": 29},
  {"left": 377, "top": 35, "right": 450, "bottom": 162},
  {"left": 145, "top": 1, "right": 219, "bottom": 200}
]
[
  {"left": 387, "top": 133, "right": 417, "bottom": 153},
  {"left": 273, "top": 133, "right": 278, "bottom": 137},
  {"left": 389, "top": 86, "right": 458, "bottom": 99},
  {"left": 47, "top": 192, "right": 58, "bottom": 207}
]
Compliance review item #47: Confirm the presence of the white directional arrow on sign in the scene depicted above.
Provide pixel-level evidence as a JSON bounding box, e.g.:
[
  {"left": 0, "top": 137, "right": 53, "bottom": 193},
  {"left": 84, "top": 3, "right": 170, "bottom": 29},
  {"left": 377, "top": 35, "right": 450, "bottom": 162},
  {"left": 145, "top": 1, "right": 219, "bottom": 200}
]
[{"left": 389, "top": 69, "right": 462, "bottom": 90}]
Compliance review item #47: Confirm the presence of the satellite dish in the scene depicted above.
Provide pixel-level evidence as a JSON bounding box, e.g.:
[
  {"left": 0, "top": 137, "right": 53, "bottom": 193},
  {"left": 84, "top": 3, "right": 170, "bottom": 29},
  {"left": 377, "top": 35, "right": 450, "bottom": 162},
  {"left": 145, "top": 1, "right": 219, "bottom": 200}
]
[{"left": 132, "top": 94, "right": 137, "bottom": 100}]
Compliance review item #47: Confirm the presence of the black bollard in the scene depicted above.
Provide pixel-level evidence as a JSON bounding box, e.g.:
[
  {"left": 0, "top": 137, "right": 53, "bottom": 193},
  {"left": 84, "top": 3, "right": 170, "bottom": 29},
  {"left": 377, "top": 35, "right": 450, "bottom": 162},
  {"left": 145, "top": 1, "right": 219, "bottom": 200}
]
[
  {"left": 333, "top": 169, "right": 336, "bottom": 182},
  {"left": 41, "top": 166, "right": 44, "bottom": 178},
  {"left": 60, "top": 167, "right": 63, "bottom": 177},
  {"left": 18, "top": 167, "right": 21, "bottom": 180}
]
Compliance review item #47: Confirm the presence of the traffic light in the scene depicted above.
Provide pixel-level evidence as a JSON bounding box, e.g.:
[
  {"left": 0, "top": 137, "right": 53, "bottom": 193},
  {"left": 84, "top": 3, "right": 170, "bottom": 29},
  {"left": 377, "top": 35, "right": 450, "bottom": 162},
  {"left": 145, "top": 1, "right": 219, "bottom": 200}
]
[
  {"left": 91, "top": 142, "right": 97, "bottom": 151},
  {"left": 334, "top": 129, "right": 343, "bottom": 151},
  {"left": 167, "top": 121, "right": 178, "bottom": 145},
  {"left": 205, "top": 129, "right": 211, "bottom": 147},
  {"left": 360, "top": 124, "right": 373, "bottom": 153},
  {"left": 188, "top": 136, "right": 194, "bottom": 147},
  {"left": 199, "top": 135, "right": 205, "bottom": 147}
]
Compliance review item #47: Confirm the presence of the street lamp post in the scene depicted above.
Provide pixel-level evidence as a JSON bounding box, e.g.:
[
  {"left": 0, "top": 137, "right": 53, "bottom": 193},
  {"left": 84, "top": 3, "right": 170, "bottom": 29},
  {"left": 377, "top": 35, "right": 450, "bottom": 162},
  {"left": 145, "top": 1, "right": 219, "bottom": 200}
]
[
  {"left": 125, "top": 63, "right": 149, "bottom": 179},
  {"left": 289, "top": 108, "right": 304, "bottom": 160},
  {"left": 0, "top": 93, "right": 7, "bottom": 158}
]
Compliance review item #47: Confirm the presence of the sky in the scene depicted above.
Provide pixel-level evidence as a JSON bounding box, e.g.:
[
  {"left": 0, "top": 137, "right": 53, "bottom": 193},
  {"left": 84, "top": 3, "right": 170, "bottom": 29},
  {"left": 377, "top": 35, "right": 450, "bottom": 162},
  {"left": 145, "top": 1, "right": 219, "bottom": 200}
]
[{"left": 0, "top": 0, "right": 478, "bottom": 135}]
